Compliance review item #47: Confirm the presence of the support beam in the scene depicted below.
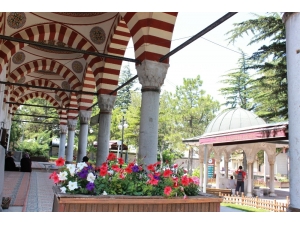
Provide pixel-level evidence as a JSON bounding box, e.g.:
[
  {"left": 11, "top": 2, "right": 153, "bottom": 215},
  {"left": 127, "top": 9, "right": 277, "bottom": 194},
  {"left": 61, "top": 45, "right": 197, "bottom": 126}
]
[
  {"left": 12, "top": 120, "right": 58, "bottom": 125},
  {"left": 10, "top": 113, "right": 60, "bottom": 119},
  {"left": 6, "top": 102, "right": 78, "bottom": 111},
  {"left": 0, "top": 35, "right": 140, "bottom": 64},
  {"left": 0, "top": 81, "right": 97, "bottom": 95}
]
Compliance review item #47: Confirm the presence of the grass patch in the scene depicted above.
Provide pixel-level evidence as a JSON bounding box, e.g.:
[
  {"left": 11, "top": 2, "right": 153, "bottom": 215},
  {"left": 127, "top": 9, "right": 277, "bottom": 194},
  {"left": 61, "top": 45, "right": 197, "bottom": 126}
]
[{"left": 221, "top": 203, "right": 270, "bottom": 212}]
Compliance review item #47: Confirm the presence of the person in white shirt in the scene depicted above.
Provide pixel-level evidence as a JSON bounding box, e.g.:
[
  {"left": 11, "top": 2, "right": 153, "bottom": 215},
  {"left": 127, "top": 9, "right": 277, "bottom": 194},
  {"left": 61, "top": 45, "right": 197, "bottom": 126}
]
[{"left": 226, "top": 175, "right": 236, "bottom": 195}]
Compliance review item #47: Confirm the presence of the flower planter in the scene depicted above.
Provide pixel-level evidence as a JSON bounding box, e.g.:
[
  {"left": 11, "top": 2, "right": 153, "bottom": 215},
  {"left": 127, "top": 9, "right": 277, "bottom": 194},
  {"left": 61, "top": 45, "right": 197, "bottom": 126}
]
[
  {"left": 52, "top": 187, "right": 223, "bottom": 212},
  {"left": 274, "top": 181, "right": 289, "bottom": 188}
]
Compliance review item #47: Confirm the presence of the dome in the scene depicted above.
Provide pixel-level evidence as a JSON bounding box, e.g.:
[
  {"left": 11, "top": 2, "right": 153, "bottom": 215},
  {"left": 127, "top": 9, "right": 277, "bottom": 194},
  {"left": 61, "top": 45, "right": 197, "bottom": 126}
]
[{"left": 204, "top": 107, "right": 266, "bottom": 134}]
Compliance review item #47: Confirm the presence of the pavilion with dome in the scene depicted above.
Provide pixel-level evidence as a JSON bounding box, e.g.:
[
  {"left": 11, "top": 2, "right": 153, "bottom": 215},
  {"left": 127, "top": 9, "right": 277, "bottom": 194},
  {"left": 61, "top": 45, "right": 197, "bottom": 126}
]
[{"left": 183, "top": 107, "right": 289, "bottom": 197}]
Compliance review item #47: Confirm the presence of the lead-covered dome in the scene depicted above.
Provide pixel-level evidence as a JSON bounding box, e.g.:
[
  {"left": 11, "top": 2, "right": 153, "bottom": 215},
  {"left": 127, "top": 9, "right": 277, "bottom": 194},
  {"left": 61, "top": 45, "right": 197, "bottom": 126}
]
[{"left": 204, "top": 107, "right": 266, "bottom": 134}]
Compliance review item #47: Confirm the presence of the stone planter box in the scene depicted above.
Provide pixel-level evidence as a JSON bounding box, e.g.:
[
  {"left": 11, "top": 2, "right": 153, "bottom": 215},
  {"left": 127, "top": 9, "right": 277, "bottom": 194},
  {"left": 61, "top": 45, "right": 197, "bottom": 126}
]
[
  {"left": 52, "top": 187, "right": 223, "bottom": 212},
  {"left": 30, "top": 156, "right": 48, "bottom": 162},
  {"left": 274, "top": 181, "right": 289, "bottom": 188}
]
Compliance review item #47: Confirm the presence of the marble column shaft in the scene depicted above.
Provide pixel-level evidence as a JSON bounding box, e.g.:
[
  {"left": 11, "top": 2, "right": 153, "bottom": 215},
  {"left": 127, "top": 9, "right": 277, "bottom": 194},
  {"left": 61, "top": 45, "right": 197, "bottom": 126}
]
[
  {"left": 58, "top": 125, "right": 68, "bottom": 158},
  {"left": 77, "top": 110, "right": 92, "bottom": 163},
  {"left": 96, "top": 94, "right": 116, "bottom": 167},
  {"left": 283, "top": 12, "right": 300, "bottom": 211},
  {"left": 136, "top": 60, "right": 169, "bottom": 167},
  {"left": 66, "top": 119, "right": 77, "bottom": 164}
]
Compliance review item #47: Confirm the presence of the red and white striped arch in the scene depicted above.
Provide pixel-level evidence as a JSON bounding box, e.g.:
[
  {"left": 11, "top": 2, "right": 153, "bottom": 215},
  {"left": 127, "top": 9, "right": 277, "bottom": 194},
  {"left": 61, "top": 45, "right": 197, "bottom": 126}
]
[
  {"left": 4, "top": 59, "right": 81, "bottom": 103},
  {"left": 67, "top": 92, "right": 78, "bottom": 120},
  {"left": 78, "top": 67, "right": 95, "bottom": 110},
  {"left": 0, "top": 13, "right": 4, "bottom": 45},
  {"left": 0, "top": 23, "right": 98, "bottom": 73},
  {"left": 10, "top": 91, "right": 62, "bottom": 116},
  {"left": 9, "top": 78, "right": 70, "bottom": 107},
  {"left": 95, "top": 16, "right": 131, "bottom": 95},
  {"left": 120, "top": 12, "right": 178, "bottom": 64}
]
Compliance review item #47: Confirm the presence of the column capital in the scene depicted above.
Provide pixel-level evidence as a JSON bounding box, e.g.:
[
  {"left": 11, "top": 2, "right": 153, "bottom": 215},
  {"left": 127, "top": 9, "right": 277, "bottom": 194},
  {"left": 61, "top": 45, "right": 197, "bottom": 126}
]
[
  {"left": 67, "top": 119, "right": 77, "bottom": 131},
  {"left": 136, "top": 60, "right": 169, "bottom": 91},
  {"left": 79, "top": 110, "right": 92, "bottom": 124},
  {"left": 97, "top": 94, "right": 116, "bottom": 113},
  {"left": 59, "top": 124, "right": 68, "bottom": 134}
]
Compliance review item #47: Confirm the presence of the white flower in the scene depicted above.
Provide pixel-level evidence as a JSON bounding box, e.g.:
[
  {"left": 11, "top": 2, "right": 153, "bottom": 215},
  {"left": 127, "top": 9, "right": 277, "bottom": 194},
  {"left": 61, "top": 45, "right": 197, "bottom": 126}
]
[
  {"left": 76, "top": 162, "right": 88, "bottom": 171},
  {"left": 67, "top": 181, "right": 78, "bottom": 191},
  {"left": 58, "top": 171, "right": 68, "bottom": 181},
  {"left": 87, "top": 172, "right": 96, "bottom": 183},
  {"left": 66, "top": 164, "right": 76, "bottom": 176},
  {"left": 108, "top": 170, "right": 114, "bottom": 175},
  {"left": 60, "top": 186, "right": 67, "bottom": 193},
  {"left": 102, "top": 191, "right": 107, "bottom": 195}
]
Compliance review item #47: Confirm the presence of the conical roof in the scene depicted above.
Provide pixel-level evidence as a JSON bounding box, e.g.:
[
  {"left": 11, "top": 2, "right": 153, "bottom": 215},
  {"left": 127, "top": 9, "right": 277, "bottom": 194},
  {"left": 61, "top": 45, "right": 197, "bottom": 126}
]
[{"left": 204, "top": 107, "right": 266, "bottom": 134}]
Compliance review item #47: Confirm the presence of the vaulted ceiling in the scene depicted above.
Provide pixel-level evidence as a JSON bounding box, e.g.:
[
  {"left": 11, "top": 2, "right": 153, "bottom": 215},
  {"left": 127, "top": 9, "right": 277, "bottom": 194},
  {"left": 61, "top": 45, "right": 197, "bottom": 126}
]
[{"left": 0, "top": 12, "right": 178, "bottom": 124}]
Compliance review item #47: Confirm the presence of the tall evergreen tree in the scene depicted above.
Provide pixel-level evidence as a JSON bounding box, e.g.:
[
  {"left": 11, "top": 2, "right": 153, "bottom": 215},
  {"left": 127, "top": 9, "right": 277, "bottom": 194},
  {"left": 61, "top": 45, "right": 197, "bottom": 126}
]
[
  {"left": 114, "top": 63, "right": 138, "bottom": 110},
  {"left": 219, "top": 49, "right": 255, "bottom": 111},
  {"left": 226, "top": 12, "right": 287, "bottom": 121}
]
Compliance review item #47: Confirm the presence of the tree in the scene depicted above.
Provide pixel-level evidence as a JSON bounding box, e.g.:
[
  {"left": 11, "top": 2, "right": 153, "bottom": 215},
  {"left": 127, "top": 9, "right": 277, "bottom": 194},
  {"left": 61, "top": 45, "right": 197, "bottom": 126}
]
[
  {"left": 163, "top": 75, "right": 220, "bottom": 150},
  {"left": 114, "top": 63, "right": 138, "bottom": 110},
  {"left": 226, "top": 12, "right": 287, "bottom": 121},
  {"left": 219, "top": 49, "right": 255, "bottom": 111}
]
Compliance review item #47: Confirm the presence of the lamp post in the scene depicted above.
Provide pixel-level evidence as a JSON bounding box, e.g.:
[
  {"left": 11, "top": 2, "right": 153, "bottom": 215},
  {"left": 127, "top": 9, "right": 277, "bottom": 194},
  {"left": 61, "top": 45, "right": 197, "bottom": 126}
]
[{"left": 118, "top": 115, "right": 128, "bottom": 162}]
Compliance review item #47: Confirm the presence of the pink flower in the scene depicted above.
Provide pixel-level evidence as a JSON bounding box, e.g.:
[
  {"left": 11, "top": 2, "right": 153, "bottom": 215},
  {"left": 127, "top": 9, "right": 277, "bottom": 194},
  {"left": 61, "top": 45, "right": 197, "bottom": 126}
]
[
  {"left": 163, "top": 169, "right": 172, "bottom": 177},
  {"left": 164, "top": 186, "right": 172, "bottom": 196}
]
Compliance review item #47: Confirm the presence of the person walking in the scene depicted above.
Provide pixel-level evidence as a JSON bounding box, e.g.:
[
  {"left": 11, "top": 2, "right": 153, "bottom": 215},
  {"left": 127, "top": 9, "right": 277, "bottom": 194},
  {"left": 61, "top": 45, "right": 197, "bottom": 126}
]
[{"left": 235, "top": 166, "right": 246, "bottom": 196}]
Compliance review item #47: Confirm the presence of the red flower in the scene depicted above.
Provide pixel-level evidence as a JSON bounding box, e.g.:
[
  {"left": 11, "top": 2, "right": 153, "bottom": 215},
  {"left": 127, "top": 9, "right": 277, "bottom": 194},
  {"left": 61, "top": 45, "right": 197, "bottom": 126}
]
[
  {"left": 99, "top": 169, "right": 107, "bottom": 177},
  {"left": 112, "top": 164, "right": 120, "bottom": 172},
  {"left": 181, "top": 175, "right": 190, "bottom": 186},
  {"left": 147, "top": 164, "right": 155, "bottom": 172},
  {"left": 49, "top": 171, "right": 59, "bottom": 184},
  {"left": 125, "top": 166, "right": 132, "bottom": 174},
  {"left": 164, "top": 186, "right": 172, "bottom": 196},
  {"left": 128, "top": 162, "right": 135, "bottom": 167},
  {"left": 163, "top": 169, "right": 172, "bottom": 177},
  {"left": 56, "top": 157, "right": 65, "bottom": 166},
  {"left": 118, "top": 158, "right": 124, "bottom": 165},
  {"left": 148, "top": 178, "right": 158, "bottom": 185},
  {"left": 107, "top": 153, "right": 116, "bottom": 161},
  {"left": 173, "top": 164, "right": 178, "bottom": 168},
  {"left": 173, "top": 182, "right": 178, "bottom": 187}
]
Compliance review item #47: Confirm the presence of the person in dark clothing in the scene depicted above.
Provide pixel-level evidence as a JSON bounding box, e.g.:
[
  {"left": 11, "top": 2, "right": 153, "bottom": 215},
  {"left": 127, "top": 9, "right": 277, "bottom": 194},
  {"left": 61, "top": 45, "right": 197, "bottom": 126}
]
[
  {"left": 82, "top": 156, "right": 90, "bottom": 165},
  {"left": 20, "top": 152, "right": 32, "bottom": 172},
  {"left": 5, "top": 151, "right": 19, "bottom": 171}
]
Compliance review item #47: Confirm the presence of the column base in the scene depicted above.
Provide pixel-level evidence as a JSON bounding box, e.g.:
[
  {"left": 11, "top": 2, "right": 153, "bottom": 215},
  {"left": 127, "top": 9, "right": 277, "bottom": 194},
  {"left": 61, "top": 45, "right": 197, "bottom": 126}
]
[
  {"left": 246, "top": 192, "right": 253, "bottom": 197},
  {"left": 287, "top": 205, "right": 300, "bottom": 212},
  {"left": 269, "top": 193, "right": 277, "bottom": 197}
]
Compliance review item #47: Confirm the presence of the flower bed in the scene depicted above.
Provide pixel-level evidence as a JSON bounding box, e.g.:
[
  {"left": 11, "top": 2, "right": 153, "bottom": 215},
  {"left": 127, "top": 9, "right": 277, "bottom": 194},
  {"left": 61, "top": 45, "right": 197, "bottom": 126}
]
[{"left": 50, "top": 154, "right": 222, "bottom": 212}]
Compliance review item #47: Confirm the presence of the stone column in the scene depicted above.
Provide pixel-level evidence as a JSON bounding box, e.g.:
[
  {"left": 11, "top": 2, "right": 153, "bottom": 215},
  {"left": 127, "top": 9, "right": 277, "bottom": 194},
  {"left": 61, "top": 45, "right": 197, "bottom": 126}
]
[
  {"left": 215, "top": 158, "right": 221, "bottom": 189},
  {"left": 77, "top": 110, "right": 92, "bottom": 163},
  {"left": 283, "top": 12, "right": 300, "bottom": 211},
  {"left": 58, "top": 125, "right": 68, "bottom": 159},
  {"left": 198, "top": 146, "right": 204, "bottom": 191},
  {"left": 246, "top": 163, "right": 253, "bottom": 197},
  {"left": 0, "top": 145, "right": 5, "bottom": 212},
  {"left": 66, "top": 119, "right": 77, "bottom": 164},
  {"left": 96, "top": 94, "right": 116, "bottom": 166},
  {"left": 224, "top": 154, "right": 229, "bottom": 179},
  {"left": 203, "top": 145, "right": 208, "bottom": 193},
  {"left": 136, "top": 60, "right": 169, "bottom": 166},
  {"left": 269, "top": 163, "right": 277, "bottom": 197}
]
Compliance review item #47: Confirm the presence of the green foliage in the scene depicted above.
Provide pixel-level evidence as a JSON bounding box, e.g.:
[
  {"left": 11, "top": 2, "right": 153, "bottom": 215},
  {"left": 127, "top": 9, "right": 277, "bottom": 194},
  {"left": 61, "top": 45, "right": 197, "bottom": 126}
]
[
  {"left": 157, "top": 149, "right": 184, "bottom": 165},
  {"left": 225, "top": 12, "right": 287, "bottom": 121},
  {"left": 219, "top": 49, "right": 255, "bottom": 110},
  {"left": 221, "top": 203, "right": 270, "bottom": 212},
  {"left": 114, "top": 64, "right": 139, "bottom": 110},
  {"left": 192, "top": 168, "right": 200, "bottom": 177},
  {"left": 17, "top": 130, "right": 52, "bottom": 158}
]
